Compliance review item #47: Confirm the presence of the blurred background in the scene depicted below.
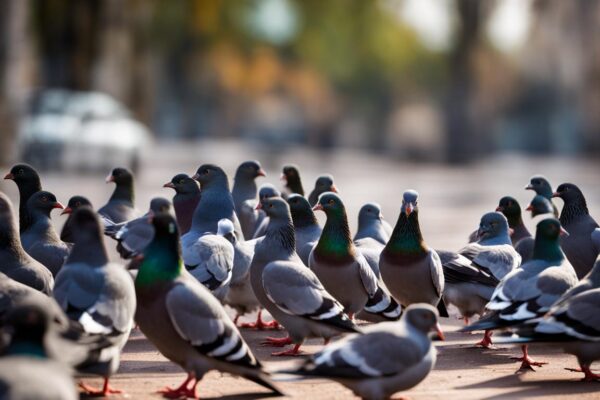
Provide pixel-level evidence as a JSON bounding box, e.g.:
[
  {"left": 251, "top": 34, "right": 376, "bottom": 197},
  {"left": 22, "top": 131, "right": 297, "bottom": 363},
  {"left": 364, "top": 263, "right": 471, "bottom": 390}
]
[{"left": 0, "top": 0, "right": 599, "bottom": 250}]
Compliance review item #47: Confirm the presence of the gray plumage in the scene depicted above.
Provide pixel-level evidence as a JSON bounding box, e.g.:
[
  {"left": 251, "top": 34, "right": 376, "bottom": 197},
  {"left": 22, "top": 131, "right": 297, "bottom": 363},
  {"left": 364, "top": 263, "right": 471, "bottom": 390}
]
[
  {"left": 515, "top": 195, "right": 555, "bottom": 262},
  {"left": 525, "top": 175, "right": 559, "bottom": 217},
  {"left": 98, "top": 167, "right": 139, "bottom": 223},
  {"left": 232, "top": 160, "right": 265, "bottom": 239},
  {"left": 163, "top": 173, "right": 201, "bottom": 235},
  {"left": 19, "top": 191, "right": 69, "bottom": 278},
  {"left": 281, "top": 304, "right": 440, "bottom": 400},
  {"left": 0, "top": 193, "right": 53, "bottom": 295},
  {"left": 60, "top": 195, "right": 93, "bottom": 243},
  {"left": 308, "top": 174, "right": 337, "bottom": 207},
  {"left": 354, "top": 202, "right": 392, "bottom": 245},
  {"left": 223, "top": 233, "right": 261, "bottom": 318},
  {"left": 287, "top": 194, "right": 321, "bottom": 265},
  {"left": 252, "top": 184, "right": 282, "bottom": 239}
]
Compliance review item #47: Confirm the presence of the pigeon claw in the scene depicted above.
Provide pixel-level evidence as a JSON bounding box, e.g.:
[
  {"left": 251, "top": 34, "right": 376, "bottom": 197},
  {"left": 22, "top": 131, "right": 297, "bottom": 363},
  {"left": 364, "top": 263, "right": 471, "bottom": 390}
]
[
  {"left": 511, "top": 356, "right": 548, "bottom": 371},
  {"left": 79, "top": 379, "right": 124, "bottom": 397},
  {"left": 271, "top": 344, "right": 303, "bottom": 357},
  {"left": 239, "top": 311, "right": 280, "bottom": 330},
  {"left": 157, "top": 375, "right": 198, "bottom": 399},
  {"left": 567, "top": 366, "right": 600, "bottom": 381},
  {"left": 260, "top": 336, "right": 293, "bottom": 347},
  {"left": 474, "top": 330, "right": 494, "bottom": 349}
]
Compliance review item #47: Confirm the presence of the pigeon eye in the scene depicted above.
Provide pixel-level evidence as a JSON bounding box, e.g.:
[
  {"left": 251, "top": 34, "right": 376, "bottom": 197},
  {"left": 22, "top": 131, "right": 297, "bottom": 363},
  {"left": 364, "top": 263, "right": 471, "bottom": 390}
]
[
  {"left": 41, "top": 196, "right": 47, "bottom": 202},
  {"left": 328, "top": 199, "right": 335, "bottom": 205},
  {"left": 179, "top": 179, "right": 185, "bottom": 184},
  {"left": 367, "top": 208, "right": 371, "bottom": 212},
  {"left": 269, "top": 204, "right": 273, "bottom": 209},
  {"left": 75, "top": 202, "right": 80, "bottom": 207}
]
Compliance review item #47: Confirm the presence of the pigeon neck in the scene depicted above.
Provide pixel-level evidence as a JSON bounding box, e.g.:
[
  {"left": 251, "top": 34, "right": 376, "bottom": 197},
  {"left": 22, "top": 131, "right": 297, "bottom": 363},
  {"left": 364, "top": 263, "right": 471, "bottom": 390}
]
[
  {"left": 18, "top": 183, "right": 41, "bottom": 232},
  {"left": 264, "top": 217, "right": 296, "bottom": 255},
  {"left": 110, "top": 181, "right": 135, "bottom": 204},
  {"left": 559, "top": 195, "right": 589, "bottom": 226},
  {"left": 6, "top": 340, "right": 46, "bottom": 358},
  {"left": 536, "top": 186, "right": 553, "bottom": 200},
  {"left": 286, "top": 177, "right": 304, "bottom": 196},
  {"left": 505, "top": 213, "right": 523, "bottom": 230},
  {"left": 136, "top": 236, "right": 182, "bottom": 286},
  {"left": 478, "top": 232, "right": 512, "bottom": 246},
  {"left": 173, "top": 194, "right": 200, "bottom": 235},
  {"left": 25, "top": 211, "right": 59, "bottom": 242},
  {"left": 0, "top": 219, "right": 22, "bottom": 251},
  {"left": 67, "top": 232, "right": 109, "bottom": 266},
  {"left": 232, "top": 175, "right": 257, "bottom": 207},
  {"left": 314, "top": 209, "right": 354, "bottom": 263},
  {"left": 385, "top": 211, "right": 427, "bottom": 256},
  {"left": 291, "top": 208, "right": 318, "bottom": 229},
  {"left": 191, "top": 185, "right": 234, "bottom": 233},
  {"left": 532, "top": 234, "right": 564, "bottom": 263}
]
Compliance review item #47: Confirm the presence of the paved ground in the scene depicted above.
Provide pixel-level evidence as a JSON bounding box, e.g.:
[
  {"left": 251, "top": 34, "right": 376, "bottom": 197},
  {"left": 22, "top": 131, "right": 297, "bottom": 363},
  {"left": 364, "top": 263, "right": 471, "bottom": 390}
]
[{"left": 1, "top": 139, "right": 599, "bottom": 399}]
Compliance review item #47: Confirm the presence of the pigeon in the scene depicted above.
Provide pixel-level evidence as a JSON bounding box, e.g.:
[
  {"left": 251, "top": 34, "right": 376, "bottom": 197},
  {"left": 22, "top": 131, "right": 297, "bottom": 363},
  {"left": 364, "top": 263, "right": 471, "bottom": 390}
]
[
  {"left": 525, "top": 175, "right": 559, "bottom": 217},
  {"left": 232, "top": 160, "right": 266, "bottom": 239},
  {"left": 250, "top": 197, "right": 360, "bottom": 356},
  {"left": 163, "top": 173, "right": 201, "bottom": 235},
  {"left": 380, "top": 190, "right": 445, "bottom": 310},
  {"left": 441, "top": 212, "right": 521, "bottom": 346},
  {"left": 553, "top": 183, "right": 599, "bottom": 279},
  {"left": 53, "top": 206, "right": 136, "bottom": 396},
  {"left": 0, "top": 301, "right": 78, "bottom": 400},
  {"left": 310, "top": 192, "right": 402, "bottom": 321},
  {"left": 135, "top": 212, "right": 283, "bottom": 398},
  {"left": 281, "top": 164, "right": 305, "bottom": 197},
  {"left": 20, "top": 191, "right": 70, "bottom": 277},
  {"left": 0, "top": 193, "right": 53, "bottom": 295},
  {"left": 280, "top": 304, "right": 442, "bottom": 400},
  {"left": 354, "top": 202, "right": 393, "bottom": 246},
  {"left": 462, "top": 217, "right": 578, "bottom": 370},
  {"left": 308, "top": 174, "right": 338, "bottom": 206},
  {"left": 252, "top": 183, "right": 282, "bottom": 239},
  {"left": 105, "top": 197, "right": 172, "bottom": 260},
  {"left": 287, "top": 194, "right": 322, "bottom": 266},
  {"left": 496, "top": 196, "right": 531, "bottom": 245},
  {"left": 220, "top": 221, "right": 262, "bottom": 326},
  {"left": 60, "top": 195, "right": 92, "bottom": 243},
  {"left": 515, "top": 195, "right": 555, "bottom": 262},
  {"left": 3, "top": 163, "right": 42, "bottom": 233},
  {"left": 98, "top": 167, "right": 139, "bottom": 223}
]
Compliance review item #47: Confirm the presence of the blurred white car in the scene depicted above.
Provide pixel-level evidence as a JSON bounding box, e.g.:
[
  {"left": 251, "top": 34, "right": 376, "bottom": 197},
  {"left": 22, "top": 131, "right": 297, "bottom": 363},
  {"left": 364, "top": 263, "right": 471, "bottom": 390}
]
[{"left": 18, "top": 90, "right": 150, "bottom": 172}]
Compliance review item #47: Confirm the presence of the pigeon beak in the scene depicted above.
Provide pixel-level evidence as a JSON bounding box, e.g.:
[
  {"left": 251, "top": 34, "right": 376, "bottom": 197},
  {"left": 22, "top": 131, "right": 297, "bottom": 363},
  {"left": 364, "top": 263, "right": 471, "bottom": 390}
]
[
  {"left": 192, "top": 173, "right": 200, "bottom": 181},
  {"left": 3, "top": 173, "right": 14, "bottom": 180},
  {"left": 255, "top": 203, "right": 262, "bottom": 211},
  {"left": 405, "top": 203, "right": 414, "bottom": 216},
  {"left": 433, "top": 323, "right": 445, "bottom": 341},
  {"left": 60, "top": 207, "right": 73, "bottom": 216},
  {"left": 560, "top": 226, "right": 569, "bottom": 237},
  {"left": 105, "top": 173, "right": 114, "bottom": 183},
  {"left": 312, "top": 204, "right": 324, "bottom": 212},
  {"left": 508, "top": 228, "right": 515, "bottom": 236},
  {"left": 133, "top": 253, "right": 145, "bottom": 263},
  {"left": 52, "top": 202, "right": 64, "bottom": 210},
  {"left": 257, "top": 169, "right": 266, "bottom": 177},
  {"left": 525, "top": 184, "right": 534, "bottom": 191},
  {"left": 551, "top": 192, "right": 560, "bottom": 198},
  {"left": 280, "top": 173, "right": 286, "bottom": 181},
  {"left": 163, "top": 182, "right": 175, "bottom": 189},
  {"left": 495, "top": 206, "right": 504, "bottom": 212},
  {"left": 526, "top": 204, "right": 533, "bottom": 212},
  {"left": 330, "top": 184, "right": 339, "bottom": 193},
  {"left": 147, "top": 211, "right": 155, "bottom": 223}
]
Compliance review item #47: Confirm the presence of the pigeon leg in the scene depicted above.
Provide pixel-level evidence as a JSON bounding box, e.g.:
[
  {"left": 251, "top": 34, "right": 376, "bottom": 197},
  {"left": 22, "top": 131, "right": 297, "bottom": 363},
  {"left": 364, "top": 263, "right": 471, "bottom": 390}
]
[
  {"left": 511, "top": 345, "right": 548, "bottom": 371},
  {"left": 240, "top": 310, "right": 280, "bottom": 330},
  {"left": 79, "top": 378, "right": 123, "bottom": 396},
  {"left": 261, "top": 336, "right": 293, "bottom": 347},
  {"left": 475, "top": 330, "right": 494, "bottom": 348},
  {"left": 567, "top": 364, "right": 600, "bottom": 381},
  {"left": 272, "top": 343, "right": 303, "bottom": 357},
  {"left": 157, "top": 374, "right": 198, "bottom": 399}
]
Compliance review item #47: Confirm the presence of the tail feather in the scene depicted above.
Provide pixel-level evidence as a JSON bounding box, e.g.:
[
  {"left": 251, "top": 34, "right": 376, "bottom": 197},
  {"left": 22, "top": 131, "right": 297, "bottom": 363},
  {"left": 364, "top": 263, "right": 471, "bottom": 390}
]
[
  {"left": 460, "top": 312, "right": 502, "bottom": 332},
  {"left": 364, "top": 287, "right": 402, "bottom": 321}
]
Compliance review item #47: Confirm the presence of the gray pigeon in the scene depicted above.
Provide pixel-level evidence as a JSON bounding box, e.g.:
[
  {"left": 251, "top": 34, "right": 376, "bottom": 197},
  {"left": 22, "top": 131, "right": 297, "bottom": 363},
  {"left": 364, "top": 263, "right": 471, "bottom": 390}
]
[
  {"left": 442, "top": 211, "right": 521, "bottom": 347},
  {"left": 135, "top": 213, "right": 283, "bottom": 398},
  {"left": 354, "top": 202, "right": 392, "bottom": 246},
  {"left": 98, "top": 167, "right": 139, "bottom": 223},
  {"left": 515, "top": 195, "right": 555, "bottom": 262},
  {"left": 0, "top": 193, "right": 53, "bottom": 295},
  {"left": 310, "top": 192, "right": 402, "bottom": 321},
  {"left": 60, "top": 195, "right": 92, "bottom": 243},
  {"left": 53, "top": 206, "right": 136, "bottom": 396},
  {"left": 252, "top": 183, "right": 282, "bottom": 239},
  {"left": 281, "top": 164, "right": 305, "bottom": 197},
  {"left": 20, "top": 191, "right": 70, "bottom": 277},
  {"left": 0, "top": 301, "right": 77, "bottom": 400},
  {"left": 287, "top": 194, "right": 322, "bottom": 266},
  {"left": 526, "top": 175, "right": 559, "bottom": 217},
  {"left": 250, "top": 197, "right": 360, "bottom": 356},
  {"left": 3, "top": 164, "right": 42, "bottom": 233},
  {"left": 281, "top": 304, "right": 442, "bottom": 400},
  {"left": 553, "top": 183, "right": 599, "bottom": 279},
  {"left": 380, "top": 190, "right": 445, "bottom": 310},
  {"left": 467, "top": 196, "right": 530, "bottom": 244},
  {"left": 308, "top": 174, "right": 337, "bottom": 206},
  {"left": 462, "top": 218, "right": 578, "bottom": 370},
  {"left": 163, "top": 173, "right": 201, "bottom": 235},
  {"left": 232, "top": 160, "right": 266, "bottom": 239}
]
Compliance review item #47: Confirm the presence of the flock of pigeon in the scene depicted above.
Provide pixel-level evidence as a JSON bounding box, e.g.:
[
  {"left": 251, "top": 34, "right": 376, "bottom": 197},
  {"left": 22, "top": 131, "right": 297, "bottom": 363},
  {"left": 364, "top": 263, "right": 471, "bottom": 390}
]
[{"left": 0, "top": 160, "right": 599, "bottom": 400}]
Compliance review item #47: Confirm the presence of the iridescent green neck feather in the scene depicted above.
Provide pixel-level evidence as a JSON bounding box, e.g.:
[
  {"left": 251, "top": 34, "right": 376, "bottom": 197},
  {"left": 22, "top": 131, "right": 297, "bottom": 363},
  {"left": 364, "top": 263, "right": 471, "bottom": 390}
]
[
  {"left": 385, "top": 211, "right": 427, "bottom": 257},
  {"left": 533, "top": 234, "right": 564, "bottom": 263},
  {"left": 136, "top": 237, "right": 182, "bottom": 287},
  {"left": 314, "top": 207, "right": 354, "bottom": 264}
]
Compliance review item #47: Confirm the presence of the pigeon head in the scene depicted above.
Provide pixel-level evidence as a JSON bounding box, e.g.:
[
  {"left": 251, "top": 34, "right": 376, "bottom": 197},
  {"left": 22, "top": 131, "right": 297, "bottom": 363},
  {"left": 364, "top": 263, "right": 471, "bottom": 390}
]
[
  {"left": 149, "top": 197, "right": 172, "bottom": 214},
  {"left": 282, "top": 165, "right": 300, "bottom": 181},
  {"left": 286, "top": 194, "right": 316, "bottom": 227},
  {"left": 553, "top": 183, "right": 586, "bottom": 204},
  {"left": 358, "top": 202, "right": 383, "bottom": 223},
  {"left": 69, "top": 206, "right": 104, "bottom": 242},
  {"left": 535, "top": 218, "right": 567, "bottom": 241},
  {"left": 525, "top": 175, "right": 553, "bottom": 199},
  {"left": 61, "top": 195, "right": 92, "bottom": 216},
  {"left": 477, "top": 212, "right": 510, "bottom": 241},
  {"left": 496, "top": 196, "right": 523, "bottom": 227},
  {"left": 533, "top": 217, "right": 568, "bottom": 262},
  {"left": 401, "top": 190, "right": 419, "bottom": 216},
  {"left": 217, "top": 218, "right": 236, "bottom": 243},
  {"left": 106, "top": 167, "right": 133, "bottom": 186},
  {"left": 258, "top": 184, "right": 281, "bottom": 206},
  {"left": 4, "top": 164, "right": 40, "bottom": 188},
  {"left": 235, "top": 160, "right": 266, "bottom": 180},
  {"left": 314, "top": 175, "right": 337, "bottom": 193},
  {"left": 6, "top": 300, "right": 50, "bottom": 355},
  {"left": 313, "top": 192, "right": 345, "bottom": 216},
  {"left": 260, "top": 197, "right": 291, "bottom": 220},
  {"left": 527, "top": 195, "right": 554, "bottom": 218},
  {"left": 26, "top": 191, "right": 63, "bottom": 216},
  {"left": 163, "top": 173, "right": 200, "bottom": 195},
  {"left": 404, "top": 304, "right": 443, "bottom": 340},
  {"left": 150, "top": 212, "right": 179, "bottom": 239},
  {"left": 192, "top": 164, "right": 228, "bottom": 189}
]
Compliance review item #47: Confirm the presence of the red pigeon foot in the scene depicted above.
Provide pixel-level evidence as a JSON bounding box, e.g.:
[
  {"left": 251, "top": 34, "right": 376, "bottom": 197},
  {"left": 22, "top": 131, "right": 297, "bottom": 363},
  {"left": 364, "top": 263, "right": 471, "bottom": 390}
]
[
  {"left": 157, "top": 374, "right": 198, "bottom": 399},
  {"left": 79, "top": 378, "right": 124, "bottom": 397},
  {"left": 261, "top": 336, "right": 293, "bottom": 347},
  {"left": 475, "top": 330, "right": 494, "bottom": 348},
  {"left": 271, "top": 344, "right": 303, "bottom": 357}
]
